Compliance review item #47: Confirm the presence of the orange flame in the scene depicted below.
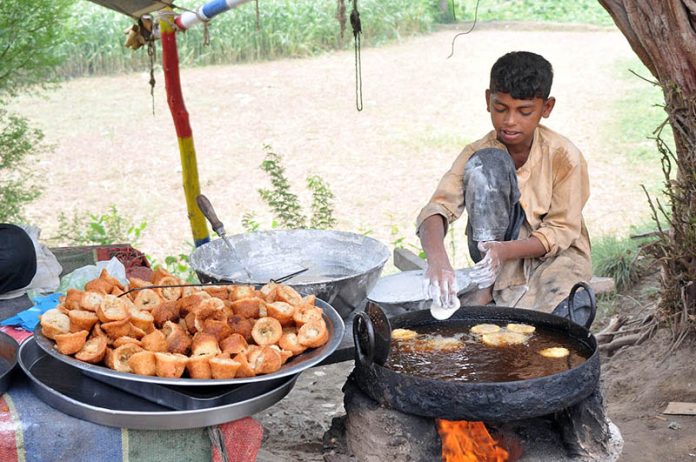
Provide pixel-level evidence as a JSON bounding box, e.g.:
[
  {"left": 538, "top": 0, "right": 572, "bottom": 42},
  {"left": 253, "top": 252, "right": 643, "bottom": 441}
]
[{"left": 436, "top": 419, "right": 510, "bottom": 462}]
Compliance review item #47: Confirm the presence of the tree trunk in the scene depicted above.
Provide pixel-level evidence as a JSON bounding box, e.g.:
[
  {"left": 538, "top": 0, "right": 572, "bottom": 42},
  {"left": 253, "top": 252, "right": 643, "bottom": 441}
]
[{"left": 598, "top": 1, "right": 696, "bottom": 330}]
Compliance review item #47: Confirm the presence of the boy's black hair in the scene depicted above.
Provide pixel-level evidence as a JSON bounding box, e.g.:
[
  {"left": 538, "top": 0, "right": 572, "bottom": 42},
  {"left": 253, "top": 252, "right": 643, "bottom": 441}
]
[{"left": 489, "top": 51, "right": 553, "bottom": 100}]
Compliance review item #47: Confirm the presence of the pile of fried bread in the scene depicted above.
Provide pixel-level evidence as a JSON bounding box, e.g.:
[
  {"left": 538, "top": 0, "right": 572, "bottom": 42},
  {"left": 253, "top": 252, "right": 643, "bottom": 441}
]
[{"left": 39, "top": 268, "right": 330, "bottom": 379}]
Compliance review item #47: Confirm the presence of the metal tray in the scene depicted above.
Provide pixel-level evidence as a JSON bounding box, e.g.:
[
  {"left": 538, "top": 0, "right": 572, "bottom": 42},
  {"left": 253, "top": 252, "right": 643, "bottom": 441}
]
[
  {"left": 18, "top": 337, "right": 299, "bottom": 430},
  {"left": 0, "top": 331, "right": 18, "bottom": 394},
  {"left": 83, "top": 371, "right": 290, "bottom": 410},
  {"left": 34, "top": 298, "right": 344, "bottom": 386}
]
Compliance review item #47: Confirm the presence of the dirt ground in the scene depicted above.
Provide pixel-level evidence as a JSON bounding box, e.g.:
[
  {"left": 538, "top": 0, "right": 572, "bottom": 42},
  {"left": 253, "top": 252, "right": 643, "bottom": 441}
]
[{"left": 10, "top": 23, "right": 696, "bottom": 461}]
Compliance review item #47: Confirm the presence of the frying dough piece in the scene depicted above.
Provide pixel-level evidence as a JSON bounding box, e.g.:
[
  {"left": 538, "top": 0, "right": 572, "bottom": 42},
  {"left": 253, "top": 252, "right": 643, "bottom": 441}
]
[
  {"left": 506, "top": 323, "right": 536, "bottom": 334},
  {"left": 480, "top": 331, "right": 529, "bottom": 347},
  {"left": 469, "top": 324, "right": 501, "bottom": 335},
  {"left": 539, "top": 347, "right": 570, "bottom": 358},
  {"left": 391, "top": 328, "right": 419, "bottom": 341}
]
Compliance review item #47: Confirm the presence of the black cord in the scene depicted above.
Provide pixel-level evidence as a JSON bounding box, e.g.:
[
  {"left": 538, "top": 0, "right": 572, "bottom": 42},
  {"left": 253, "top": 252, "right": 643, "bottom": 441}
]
[
  {"left": 446, "top": 0, "right": 481, "bottom": 59},
  {"left": 350, "top": 0, "right": 363, "bottom": 111}
]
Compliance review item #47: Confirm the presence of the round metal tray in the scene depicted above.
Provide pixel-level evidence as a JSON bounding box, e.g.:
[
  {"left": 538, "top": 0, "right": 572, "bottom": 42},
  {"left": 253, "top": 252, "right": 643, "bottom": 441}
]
[
  {"left": 19, "top": 337, "right": 299, "bottom": 430},
  {"left": 34, "top": 298, "right": 344, "bottom": 386}
]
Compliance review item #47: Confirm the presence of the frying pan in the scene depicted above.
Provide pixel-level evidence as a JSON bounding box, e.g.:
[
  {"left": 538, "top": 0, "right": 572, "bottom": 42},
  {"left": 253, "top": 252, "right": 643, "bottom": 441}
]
[{"left": 352, "top": 282, "right": 600, "bottom": 422}]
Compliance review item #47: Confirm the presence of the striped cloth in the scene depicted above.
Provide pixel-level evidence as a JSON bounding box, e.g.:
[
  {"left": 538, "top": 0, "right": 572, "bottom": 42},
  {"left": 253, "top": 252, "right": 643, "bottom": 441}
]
[{"left": 0, "top": 327, "right": 263, "bottom": 462}]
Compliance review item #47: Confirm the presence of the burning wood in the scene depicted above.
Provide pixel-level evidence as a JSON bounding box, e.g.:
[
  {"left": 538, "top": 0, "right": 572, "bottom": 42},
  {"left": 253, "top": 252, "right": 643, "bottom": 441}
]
[{"left": 436, "top": 419, "right": 511, "bottom": 462}]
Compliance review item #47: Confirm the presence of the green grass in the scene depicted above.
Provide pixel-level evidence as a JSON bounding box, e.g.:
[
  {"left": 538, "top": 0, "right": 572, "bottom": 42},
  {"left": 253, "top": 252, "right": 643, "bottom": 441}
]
[{"left": 463, "top": 0, "right": 614, "bottom": 26}]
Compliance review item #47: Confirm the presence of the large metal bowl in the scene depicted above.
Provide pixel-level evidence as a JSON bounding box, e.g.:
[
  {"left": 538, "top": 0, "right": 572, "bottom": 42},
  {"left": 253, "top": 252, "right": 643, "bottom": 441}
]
[{"left": 190, "top": 229, "right": 390, "bottom": 318}]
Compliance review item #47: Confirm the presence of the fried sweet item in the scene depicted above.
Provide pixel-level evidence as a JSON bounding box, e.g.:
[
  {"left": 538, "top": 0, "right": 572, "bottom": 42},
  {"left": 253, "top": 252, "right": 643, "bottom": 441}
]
[
  {"left": 84, "top": 278, "right": 112, "bottom": 295},
  {"left": 63, "top": 288, "right": 84, "bottom": 310},
  {"left": 141, "top": 329, "right": 168, "bottom": 352},
  {"left": 259, "top": 282, "right": 278, "bottom": 301},
  {"left": 154, "top": 352, "right": 188, "bottom": 378},
  {"left": 506, "top": 323, "right": 536, "bottom": 334},
  {"left": 128, "top": 350, "right": 156, "bottom": 376},
  {"left": 470, "top": 324, "right": 502, "bottom": 335},
  {"left": 101, "top": 318, "right": 132, "bottom": 339},
  {"left": 68, "top": 310, "right": 99, "bottom": 332},
  {"left": 191, "top": 332, "right": 221, "bottom": 356},
  {"left": 414, "top": 336, "right": 463, "bottom": 352},
  {"left": 54, "top": 330, "right": 89, "bottom": 355},
  {"left": 186, "top": 353, "right": 214, "bottom": 379},
  {"left": 75, "top": 336, "right": 108, "bottom": 363},
  {"left": 292, "top": 305, "right": 324, "bottom": 326},
  {"left": 539, "top": 347, "right": 570, "bottom": 358},
  {"left": 220, "top": 333, "right": 248, "bottom": 356},
  {"left": 79, "top": 291, "right": 103, "bottom": 312},
  {"left": 98, "top": 268, "right": 124, "bottom": 291},
  {"left": 229, "top": 285, "right": 256, "bottom": 301},
  {"left": 251, "top": 317, "right": 283, "bottom": 346},
  {"left": 176, "top": 293, "right": 208, "bottom": 317},
  {"left": 40, "top": 309, "right": 71, "bottom": 339},
  {"left": 152, "top": 300, "right": 179, "bottom": 327},
  {"left": 209, "top": 356, "right": 241, "bottom": 379},
  {"left": 134, "top": 289, "right": 162, "bottom": 310},
  {"left": 157, "top": 276, "right": 183, "bottom": 301},
  {"left": 202, "top": 319, "right": 232, "bottom": 342},
  {"left": 113, "top": 336, "right": 142, "bottom": 348},
  {"left": 232, "top": 353, "right": 256, "bottom": 378},
  {"left": 266, "top": 301, "right": 296, "bottom": 326},
  {"left": 274, "top": 285, "right": 303, "bottom": 306},
  {"left": 270, "top": 345, "right": 294, "bottom": 364},
  {"left": 227, "top": 315, "right": 253, "bottom": 341},
  {"left": 297, "top": 319, "right": 329, "bottom": 348},
  {"left": 97, "top": 295, "right": 130, "bottom": 323},
  {"left": 194, "top": 299, "right": 226, "bottom": 332},
  {"left": 230, "top": 297, "right": 265, "bottom": 319},
  {"left": 151, "top": 267, "right": 175, "bottom": 285},
  {"left": 128, "top": 306, "right": 155, "bottom": 333},
  {"left": 203, "top": 285, "right": 228, "bottom": 300},
  {"left": 278, "top": 332, "right": 307, "bottom": 355},
  {"left": 391, "top": 328, "right": 419, "bottom": 341},
  {"left": 162, "top": 320, "right": 192, "bottom": 355},
  {"left": 480, "top": 331, "right": 529, "bottom": 347},
  {"left": 106, "top": 343, "right": 143, "bottom": 372},
  {"left": 248, "top": 346, "right": 282, "bottom": 374}
]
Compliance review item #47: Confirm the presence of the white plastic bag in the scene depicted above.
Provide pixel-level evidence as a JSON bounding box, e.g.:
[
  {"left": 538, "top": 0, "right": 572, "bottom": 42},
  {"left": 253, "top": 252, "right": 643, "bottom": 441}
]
[{"left": 57, "top": 257, "right": 128, "bottom": 293}]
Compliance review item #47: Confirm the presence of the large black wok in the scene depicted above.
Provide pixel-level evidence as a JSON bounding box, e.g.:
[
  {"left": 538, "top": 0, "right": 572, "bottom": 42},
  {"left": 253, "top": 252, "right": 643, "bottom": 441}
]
[{"left": 352, "top": 283, "right": 599, "bottom": 422}]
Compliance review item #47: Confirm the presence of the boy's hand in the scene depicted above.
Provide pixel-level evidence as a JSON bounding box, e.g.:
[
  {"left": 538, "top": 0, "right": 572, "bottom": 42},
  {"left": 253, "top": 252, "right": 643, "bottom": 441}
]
[
  {"left": 423, "top": 260, "right": 459, "bottom": 309},
  {"left": 470, "top": 241, "right": 505, "bottom": 288}
]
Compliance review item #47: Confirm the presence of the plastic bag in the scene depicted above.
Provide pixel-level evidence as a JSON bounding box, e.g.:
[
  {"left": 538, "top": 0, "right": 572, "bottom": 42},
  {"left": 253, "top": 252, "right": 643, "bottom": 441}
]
[{"left": 57, "top": 257, "right": 128, "bottom": 293}]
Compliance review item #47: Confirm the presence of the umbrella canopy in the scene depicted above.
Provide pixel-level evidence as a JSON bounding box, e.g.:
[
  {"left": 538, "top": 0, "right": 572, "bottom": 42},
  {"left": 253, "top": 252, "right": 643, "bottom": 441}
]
[{"left": 88, "top": 0, "right": 172, "bottom": 18}]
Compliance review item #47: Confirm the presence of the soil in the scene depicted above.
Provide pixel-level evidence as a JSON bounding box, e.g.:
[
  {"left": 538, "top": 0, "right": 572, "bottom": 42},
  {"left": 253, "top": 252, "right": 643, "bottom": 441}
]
[{"left": 9, "top": 22, "right": 696, "bottom": 461}]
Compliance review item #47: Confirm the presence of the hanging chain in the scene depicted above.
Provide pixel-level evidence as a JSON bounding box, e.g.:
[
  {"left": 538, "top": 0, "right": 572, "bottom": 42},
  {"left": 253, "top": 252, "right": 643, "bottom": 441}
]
[{"left": 350, "top": 0, "right": 363, "bottom": 111}]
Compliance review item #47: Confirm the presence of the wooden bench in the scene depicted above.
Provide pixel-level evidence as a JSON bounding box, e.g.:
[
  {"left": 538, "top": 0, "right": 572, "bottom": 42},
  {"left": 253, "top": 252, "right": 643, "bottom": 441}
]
[{"left": 393, "top": 248, "right": 615, "bottom": 295}]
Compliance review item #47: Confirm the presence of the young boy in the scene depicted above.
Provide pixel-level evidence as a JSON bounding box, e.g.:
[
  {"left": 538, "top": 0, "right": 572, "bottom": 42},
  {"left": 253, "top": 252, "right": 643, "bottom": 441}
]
[{"left": 417, "top": 51, "right": 592, "bottom": 321}]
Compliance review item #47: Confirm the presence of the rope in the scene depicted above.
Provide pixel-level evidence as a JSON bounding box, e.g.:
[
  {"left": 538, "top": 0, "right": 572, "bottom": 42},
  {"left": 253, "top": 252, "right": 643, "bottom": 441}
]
[
  {"left": 446, "top": 0, "right": 481, "bottom": 59},
  {"left": 147, "top": 38, "right": 157, "bottom": 116},
  {"left": 350, "top": 0, "right": 363, "bottom": 111}
]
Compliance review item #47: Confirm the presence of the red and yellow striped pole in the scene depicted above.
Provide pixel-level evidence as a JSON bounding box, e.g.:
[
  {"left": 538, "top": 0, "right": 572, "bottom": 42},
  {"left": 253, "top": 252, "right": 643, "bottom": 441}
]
[{"left": 159, "top": 9, "right": 210, "bottom": 247}]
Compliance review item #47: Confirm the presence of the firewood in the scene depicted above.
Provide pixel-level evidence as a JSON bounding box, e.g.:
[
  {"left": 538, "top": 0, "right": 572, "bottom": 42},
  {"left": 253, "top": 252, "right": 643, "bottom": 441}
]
[{"left": 595, "top": 316, "right": 626, "bottom": 345}]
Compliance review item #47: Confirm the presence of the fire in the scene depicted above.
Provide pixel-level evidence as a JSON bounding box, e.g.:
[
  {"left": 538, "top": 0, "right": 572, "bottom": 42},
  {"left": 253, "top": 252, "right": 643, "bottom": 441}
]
[{"left": 436, "top": 419, "right": 510, "bottom": 462}]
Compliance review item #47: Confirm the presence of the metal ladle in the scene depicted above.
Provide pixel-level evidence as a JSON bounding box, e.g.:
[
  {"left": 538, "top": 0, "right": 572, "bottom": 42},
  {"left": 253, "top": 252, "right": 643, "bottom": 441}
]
[{"left": 196, "top": 194, "right": 254, "bottom": 281}]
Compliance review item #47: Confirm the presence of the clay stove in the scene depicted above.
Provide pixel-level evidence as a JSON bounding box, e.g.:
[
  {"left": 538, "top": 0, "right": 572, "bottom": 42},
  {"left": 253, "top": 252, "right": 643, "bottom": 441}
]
[{"left": 323, "top": 378, "right": 623, "bottom": 461}]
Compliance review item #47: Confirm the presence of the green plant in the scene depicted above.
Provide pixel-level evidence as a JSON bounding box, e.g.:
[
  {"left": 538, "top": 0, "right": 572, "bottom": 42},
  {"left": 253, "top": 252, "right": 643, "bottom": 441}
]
[
  {"left": 251, "top": 146, "right": 337, "bottom": 231},
  {"left": 54, "top": 205, "right": 147, "bottom": 246},
  {"left": 258, "top": 146, "right": 307, "bottom": 229},
  {"left": 591, "top": 234, "right": 644, "bottom": 291},
  {"left": 0, "top": 109, "right": 46, "bottom": 222},
  {"left": 307, "top": 175, "right": 336, "bottom": 229},
  {"left": 151, "top": 250, "right": 199, "bottom": 283}
]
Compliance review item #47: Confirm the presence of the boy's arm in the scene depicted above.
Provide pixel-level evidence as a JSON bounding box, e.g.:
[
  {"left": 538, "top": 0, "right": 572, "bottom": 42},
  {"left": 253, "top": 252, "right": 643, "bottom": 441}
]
[{"left": 419, "top": 215, "right": 457, "bottom": 301}]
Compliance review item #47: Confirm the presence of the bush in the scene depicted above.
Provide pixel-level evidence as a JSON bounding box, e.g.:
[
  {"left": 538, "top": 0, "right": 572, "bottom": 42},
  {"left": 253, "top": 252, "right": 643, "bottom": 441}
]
[
  {"left": 54, "top": 205, "right": 147, "bottom": 246},
  {"left": 0, "top": 109, "right": 46, "bottom": 222},
  {"left": 591, "top": 234, "right": 644, "bottom": 291}
]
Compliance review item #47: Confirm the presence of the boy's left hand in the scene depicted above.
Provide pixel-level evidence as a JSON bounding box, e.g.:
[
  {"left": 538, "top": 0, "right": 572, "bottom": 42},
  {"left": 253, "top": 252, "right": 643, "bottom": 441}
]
[{"left": 470, "top": 241, "right": 505, "bottom": 288}]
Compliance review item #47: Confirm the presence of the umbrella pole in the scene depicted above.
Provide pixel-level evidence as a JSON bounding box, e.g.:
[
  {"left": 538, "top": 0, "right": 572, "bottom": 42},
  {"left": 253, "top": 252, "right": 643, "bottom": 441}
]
[{"left": 159, "top": 9, "right": 210, "bottom": 247}]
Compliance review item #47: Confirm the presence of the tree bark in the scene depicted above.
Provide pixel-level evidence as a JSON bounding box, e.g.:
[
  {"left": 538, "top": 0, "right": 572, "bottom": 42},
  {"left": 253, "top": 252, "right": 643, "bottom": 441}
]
[{"left": 599, "top": 1, "right": 696, "bottom": 328}]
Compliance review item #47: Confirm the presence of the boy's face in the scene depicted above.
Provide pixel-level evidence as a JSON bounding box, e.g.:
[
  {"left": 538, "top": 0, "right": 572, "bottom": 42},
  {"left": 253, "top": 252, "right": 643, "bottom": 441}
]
[{"left": 485, "top": 90, "right": 555, "bottom": 151}]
